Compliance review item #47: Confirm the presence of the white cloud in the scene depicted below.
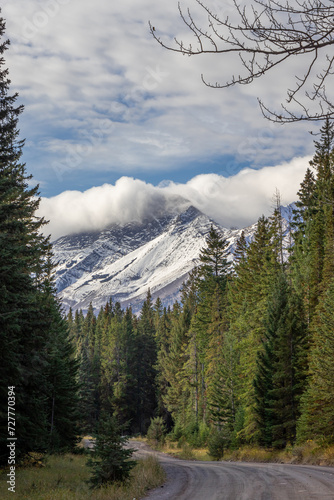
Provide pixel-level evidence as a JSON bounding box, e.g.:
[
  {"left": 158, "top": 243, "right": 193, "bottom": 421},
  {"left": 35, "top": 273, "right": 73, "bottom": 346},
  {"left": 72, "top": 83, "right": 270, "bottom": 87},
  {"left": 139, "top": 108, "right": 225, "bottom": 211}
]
[
  {"left": 164, "top": 156, "right": 310, "bottom": 228},
  {"left": 2, "top": 0, "right": 318, "bottom": 192},
  {"left": 39, "top": 156, "right": 310, "bottom": 240}
]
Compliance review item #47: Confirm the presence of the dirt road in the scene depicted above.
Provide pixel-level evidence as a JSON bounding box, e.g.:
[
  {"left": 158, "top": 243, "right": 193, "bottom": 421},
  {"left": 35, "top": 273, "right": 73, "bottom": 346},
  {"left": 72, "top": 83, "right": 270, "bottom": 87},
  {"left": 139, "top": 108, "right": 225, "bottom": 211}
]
[{"left": 131, "top": 441, "right": 334, "bottom": 500}]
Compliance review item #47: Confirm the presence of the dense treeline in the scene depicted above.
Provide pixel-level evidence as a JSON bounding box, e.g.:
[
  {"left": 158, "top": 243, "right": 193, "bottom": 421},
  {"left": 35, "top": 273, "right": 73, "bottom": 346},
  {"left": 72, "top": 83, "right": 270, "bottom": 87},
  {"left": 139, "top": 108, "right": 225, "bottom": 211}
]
[
  {"left": 2, "top": 6, "right": 334, "bottom": 466},
  {"left": 72, "top": 118, "right": 334, "bottom": 449},
  {"left": 0, "top": 17, "right": 79, "bottom": 465}
]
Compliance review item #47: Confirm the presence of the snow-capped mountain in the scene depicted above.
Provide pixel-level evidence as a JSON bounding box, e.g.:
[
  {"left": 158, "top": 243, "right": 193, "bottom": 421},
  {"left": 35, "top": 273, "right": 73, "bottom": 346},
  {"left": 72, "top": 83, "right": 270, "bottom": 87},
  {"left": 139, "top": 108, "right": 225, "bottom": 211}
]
[{"left": 52, "top": 204, "right": 292, "bottom": 314}]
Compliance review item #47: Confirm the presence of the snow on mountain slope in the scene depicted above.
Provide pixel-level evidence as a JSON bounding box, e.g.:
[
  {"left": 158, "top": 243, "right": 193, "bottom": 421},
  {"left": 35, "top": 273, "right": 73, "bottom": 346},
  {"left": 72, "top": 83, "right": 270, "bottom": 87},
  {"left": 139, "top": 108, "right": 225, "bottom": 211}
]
[
  {"left": 52, "top": 204, "right": 292, "bottom": 314},
  {"left": 54, "top": 206, "right": 215, "bottom": 312},
  {"left": 53, "top": 210, "right": 180, "bottom": 293}
]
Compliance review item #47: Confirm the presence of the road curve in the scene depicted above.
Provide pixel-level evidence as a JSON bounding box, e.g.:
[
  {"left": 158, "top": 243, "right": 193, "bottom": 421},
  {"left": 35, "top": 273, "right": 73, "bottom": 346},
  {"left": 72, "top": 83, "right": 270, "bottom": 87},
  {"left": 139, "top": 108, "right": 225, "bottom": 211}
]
[{"left": 131, "top": 441, "right": 334, "bottom": 500}]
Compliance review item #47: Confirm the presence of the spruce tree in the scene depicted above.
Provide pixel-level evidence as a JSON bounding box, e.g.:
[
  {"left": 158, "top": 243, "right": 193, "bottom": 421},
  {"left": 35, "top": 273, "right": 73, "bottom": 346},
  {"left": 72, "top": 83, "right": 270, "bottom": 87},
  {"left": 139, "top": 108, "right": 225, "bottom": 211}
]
[
  {"left": 297, "top": 278, "right": 334, "bottom": 442},
  {"left": 154, "top": 305, "right": 173, "bottom": 428},
  {"left": 0, "top": 15, "right": 62, "bottom": 462},
  {"left": 305, "top": 119, "right": 334, "bottom": 312},
  {"left": 0, "top": 15, "right": 81, "bottom": 461},
  {"left": 254, "top": 273, "right": 307, "bottom": 448},
  {"left": 309, "top": 117, "right": 334, "bottom": 198},
  {"left": 198, "top": 225, "right": 230, "bottom": 284},
  {"left": 77, "top": 304, "right": 100, "bottom": 432},
  {"left": 229, "top": 216, "right": 280, "bottom": 442},
  {"left": 189, "top": 226, "right": 231, "bottom": 425},
  {"left": 162, "top": 302, "right": 192, "bottom": 429},
  {"left": 42, "top": 277, "right": 80, "bottom": 452},
  {"left": 87, "top": 412, "right": 136, "bottom": 488},
  {"left": 108, "top": 306, "right": 138, "bottom": 431},
  {"left": 233, "top": 231, "right": 248, "bottom": 266},
  {"left": 133, "top": 290, "right": 157, "bottom": 434}
]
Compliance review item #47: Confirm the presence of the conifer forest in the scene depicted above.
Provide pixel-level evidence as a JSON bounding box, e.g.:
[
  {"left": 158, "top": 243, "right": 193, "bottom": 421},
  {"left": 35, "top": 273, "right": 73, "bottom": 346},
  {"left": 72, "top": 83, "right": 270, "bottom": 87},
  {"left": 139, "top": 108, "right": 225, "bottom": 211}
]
[
  {"left": 1, "top": 8, "right": 334, "bottom": 473},
  {"left": 67, "top": 123, "right": 334, "bottom": 450}
]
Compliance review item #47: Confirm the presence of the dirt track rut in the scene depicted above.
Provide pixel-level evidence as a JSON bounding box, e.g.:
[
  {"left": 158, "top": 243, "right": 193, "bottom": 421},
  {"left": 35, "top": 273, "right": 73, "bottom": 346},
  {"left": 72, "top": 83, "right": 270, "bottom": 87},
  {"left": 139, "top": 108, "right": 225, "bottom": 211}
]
[{"left": 131, "top": 441, "right": 334, "bottom": 500}]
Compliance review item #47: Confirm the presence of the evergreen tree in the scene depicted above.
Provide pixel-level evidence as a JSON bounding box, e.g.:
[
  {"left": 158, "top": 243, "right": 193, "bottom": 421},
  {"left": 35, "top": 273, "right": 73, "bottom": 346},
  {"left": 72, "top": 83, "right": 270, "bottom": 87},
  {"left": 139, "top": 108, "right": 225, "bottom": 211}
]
[
  {"left": 207, "top": 326, "right": 238, "bottom": 435},
  {"left": 109, "top": 306, "right": 138, "bottom": 430},
  {"left": 117, "top": 307, "right": 138, "bottom": 430},
  {"left": 229, "top": 216, "right": 280, "bottom": 442},
  {"left": 87, "top": 412, "right": 136, "bottom": 488},
  {"left": 309, "top": 117, "right": 334, "bottom": 198},
  {"left": 41, "top": 276, "right": 79, "bottom": 452},
  {"left": 294, "top": 120, "right": 334, "bottom": 318},
  {"left": 77, "top": 303, "right": 100, "bottom": 431},
  {"left": 133, "top": 290, "right": 157, "bottom": 434},
  {"left": 254, "top": 273, "right": 307, "bottom": 448},
  {"left": 290, "top": 170, "right": 317, "bottom": 326},
  {"left": 198, "top": 225, "right": 230, "bottom": 283},
  {"left": 77, "top": 341, "right": 97, "bottom": 434},
  {"left": 154, "top": 305, "right": 173, "bottom": 428},
  {"left": 189, "top": 226, "right": 231, "bottom": 425},
  {"left": 163, "top": 302, "right": 192, "bottom": 429},
  {"left": 0, "top": 15, "right": 80, "bottom": 462},
  {"left": 297, "top": 278, "right": 334, "bottom": 442},
  {"left": 233, "top": 230, "right": 248, "bottom": 267}
]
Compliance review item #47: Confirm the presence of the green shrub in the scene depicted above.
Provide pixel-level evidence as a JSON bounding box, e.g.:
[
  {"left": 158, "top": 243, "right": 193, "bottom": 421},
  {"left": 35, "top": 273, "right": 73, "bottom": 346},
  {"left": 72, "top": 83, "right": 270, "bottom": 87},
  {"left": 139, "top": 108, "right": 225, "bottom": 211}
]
[
  {"left": 147, "top": 417, "right": 167, "bottom": 446},
  {"left": 177, "top": 435, "right": 187, "bottom": 449},
  {"left": 181, "top": 421, "right": 211, "bottom": 448},
  {"left": 208, "top": 430, "right": 225, "bottom": 460},
  {"left": 170, "top": 422, "right": 183, "bottom": 441}
]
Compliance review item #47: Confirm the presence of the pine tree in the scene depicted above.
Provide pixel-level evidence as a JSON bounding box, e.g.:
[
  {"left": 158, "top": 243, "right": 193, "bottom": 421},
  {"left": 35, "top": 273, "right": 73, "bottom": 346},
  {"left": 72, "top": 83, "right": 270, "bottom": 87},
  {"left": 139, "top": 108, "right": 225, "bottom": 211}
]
[
  {"left": 188, "top": 226, "right": 231, "bottom": 425},
  {"left": 198, "top": 225, "right": 230, "bottom": 283},
  {"left": 77, "top": 341, "right": 97, "bottom": 434},
  {"left": 305, "top": 119, "right": 334, "bottom": 311},
  {"left": 297, "top": 278, "right": 334, "bottom": 442},
  {"left": 228, "top": 215, "right": 280, "bottom": 442},
  {"left": 99, "top": 302, "right": 120, "bottom": 416},
  {"left": 309, "top": 117, "right": 334, "bottom": 199},
  {"left": 108, "top": 306, "right": 138, "bottom": 431},
  {"left": 0, "top": 15, "right": 72, "bottom": 462},
  {"left": 290, "top": 169, "right": 318, "bottom": 326},
  {"left": 167, "top": 270, "right": 201, "bottom": 431},
  {"left": 254, "top": 273, "right": 307, "bottom": 448},
  {"left": 162, "top": 302, "right": 192, "bottom": 428},
  {"left": 87, "top": 412, "right": 136, "bottom": 488},
  {"left": 207, "top": 326, "right": 238, "bottom": 435},
  {"left": 117, "top": 307, "right": 138, "bottom": 431},
  {"left": 133, "top": 290, "right": 157, "bottom": 434},
  {"left": 154, "top": 305, "right": 173, "bottom": 428},
  {"left": 233, "top": 231, "right": 248, "bottom": 267},
  {"left": 77, "top": 303, "right": 100, "bottom": 431},
  {"left": 42, "top": 277, "right": 79, "bottom": 452}
]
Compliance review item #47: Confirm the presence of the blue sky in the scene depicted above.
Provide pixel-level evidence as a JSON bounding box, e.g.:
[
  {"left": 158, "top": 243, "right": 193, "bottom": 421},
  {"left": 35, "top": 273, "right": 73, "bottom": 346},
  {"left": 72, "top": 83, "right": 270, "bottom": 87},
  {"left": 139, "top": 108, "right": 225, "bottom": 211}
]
[{"left": 2, "top": 0, "right": 320, "bottom": 236}]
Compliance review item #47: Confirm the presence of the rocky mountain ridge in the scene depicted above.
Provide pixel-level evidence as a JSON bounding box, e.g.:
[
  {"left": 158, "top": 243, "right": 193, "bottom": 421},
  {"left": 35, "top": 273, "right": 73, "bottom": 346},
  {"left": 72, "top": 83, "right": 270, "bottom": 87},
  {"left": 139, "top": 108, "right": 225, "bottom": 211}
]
[{"left": 52, "top": 204, "right": 293, "bottom": 313}]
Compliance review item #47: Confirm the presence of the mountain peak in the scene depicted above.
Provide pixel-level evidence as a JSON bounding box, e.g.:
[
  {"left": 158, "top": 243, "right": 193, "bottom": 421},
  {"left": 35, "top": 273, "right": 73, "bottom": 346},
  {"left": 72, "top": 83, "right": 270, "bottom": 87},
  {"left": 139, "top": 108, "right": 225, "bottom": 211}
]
[
  {"left": 53, "top": 203, "right": 295, "bottom": 314},
  {"left": 53, "top": 203, "right": 210, "bottom": 313}
]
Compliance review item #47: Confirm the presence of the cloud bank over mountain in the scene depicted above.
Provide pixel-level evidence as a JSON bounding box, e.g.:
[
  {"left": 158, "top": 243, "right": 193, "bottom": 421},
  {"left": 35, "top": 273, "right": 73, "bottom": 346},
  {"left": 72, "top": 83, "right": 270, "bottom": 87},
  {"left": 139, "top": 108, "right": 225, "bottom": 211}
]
[
  {"left": 3, "top": 1, "right": 315, "bottom": 197},
  {"left": 39, "top": 156, "right": 310, "bottom": 240}
]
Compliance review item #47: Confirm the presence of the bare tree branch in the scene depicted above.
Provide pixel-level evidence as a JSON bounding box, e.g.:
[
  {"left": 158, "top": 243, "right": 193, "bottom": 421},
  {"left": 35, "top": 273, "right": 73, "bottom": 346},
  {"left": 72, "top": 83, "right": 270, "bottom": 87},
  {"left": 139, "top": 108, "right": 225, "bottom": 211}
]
[{"left": 149, "top": 0, "right": 334, "bottom": 122}]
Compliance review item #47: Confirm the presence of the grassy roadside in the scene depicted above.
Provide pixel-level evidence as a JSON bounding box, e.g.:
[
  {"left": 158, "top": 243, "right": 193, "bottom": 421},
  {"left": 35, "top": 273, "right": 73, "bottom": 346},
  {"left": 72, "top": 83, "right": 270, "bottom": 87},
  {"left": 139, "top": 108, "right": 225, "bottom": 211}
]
[
  {"left": 223, "top": 441, "right": 334, "bottom": 466},
  {"left": 0, "top": 452, "right": 165, "bottom": 500},
  {"left": 146, "top": 438, "right": 334, "bottom": 466},
  {"left": 142, "top": 437, "right": 212, "bottom": 461}
]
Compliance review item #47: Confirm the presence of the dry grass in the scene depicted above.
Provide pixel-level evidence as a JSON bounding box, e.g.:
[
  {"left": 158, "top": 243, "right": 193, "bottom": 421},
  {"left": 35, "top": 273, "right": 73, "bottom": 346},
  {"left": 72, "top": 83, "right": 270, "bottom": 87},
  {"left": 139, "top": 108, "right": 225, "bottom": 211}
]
[
  {"left": 145, "top": 435, "right": 334, "bottom": 466},
  {"left": 0, "top": 453, "right": 165, "bottom": 500},
  {"left": 287, "top": 441, "right": 334, "bottom": 466},
  {"left": 147, "top": 439, "right": 211, "bottom": 461},
  {"left": 223, "top": 441, "right": 334, "bottom": 466},
  {"left": 223, "top": 446, "right": 276, "bottom": 463}
]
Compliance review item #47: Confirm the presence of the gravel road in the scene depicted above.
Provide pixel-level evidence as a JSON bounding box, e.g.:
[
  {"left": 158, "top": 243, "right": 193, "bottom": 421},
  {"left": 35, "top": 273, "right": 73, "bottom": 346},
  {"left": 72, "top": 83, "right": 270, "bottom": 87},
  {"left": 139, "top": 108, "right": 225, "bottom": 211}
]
[{"left": 130, "top": 441, "right": 334, "bottom": 500}]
